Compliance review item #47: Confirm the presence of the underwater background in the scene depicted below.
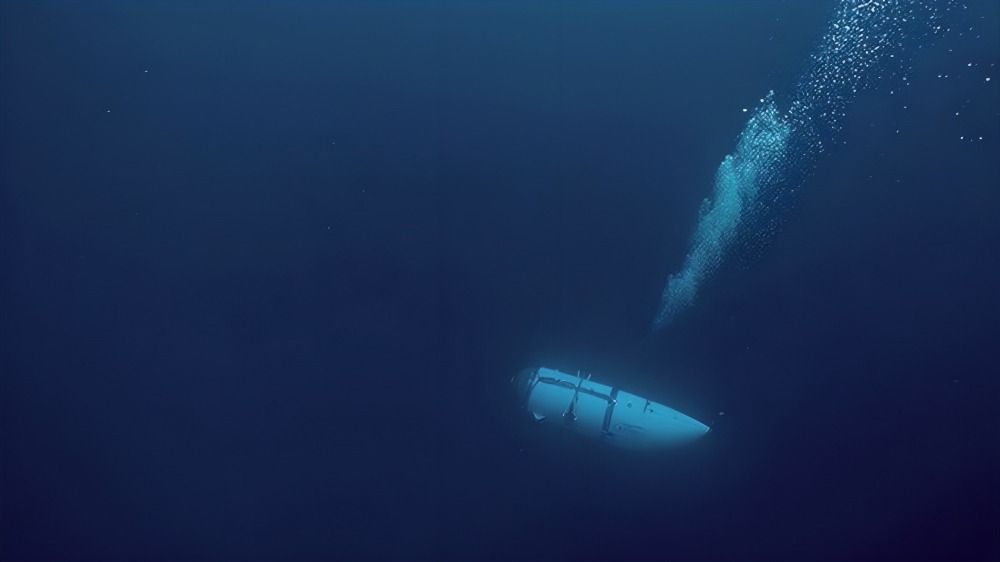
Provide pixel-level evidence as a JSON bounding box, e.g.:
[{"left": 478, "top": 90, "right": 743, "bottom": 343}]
[{"left": 2, "top": 1, "right": 998, "bottom": 560}]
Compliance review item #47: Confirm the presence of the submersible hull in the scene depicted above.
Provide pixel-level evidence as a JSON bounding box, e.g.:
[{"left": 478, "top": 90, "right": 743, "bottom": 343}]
[{"left": 513, "top": 367, "right": 709, "bottom": 450}]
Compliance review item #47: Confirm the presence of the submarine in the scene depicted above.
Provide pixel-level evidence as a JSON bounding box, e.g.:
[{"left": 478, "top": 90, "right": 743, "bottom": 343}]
[{"left": 513, "top": 367, "right": 709, "bottom": 449}]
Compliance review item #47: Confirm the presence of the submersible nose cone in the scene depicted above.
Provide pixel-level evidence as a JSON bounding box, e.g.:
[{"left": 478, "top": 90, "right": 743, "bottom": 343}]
[{"left": 641, "top": 405, "right": 710, "bottom": 446}]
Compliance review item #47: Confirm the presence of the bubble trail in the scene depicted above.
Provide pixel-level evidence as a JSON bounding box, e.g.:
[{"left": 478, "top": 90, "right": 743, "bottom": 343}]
[{"left": 651, "top": 0, "right": 953, "bottom": 332}]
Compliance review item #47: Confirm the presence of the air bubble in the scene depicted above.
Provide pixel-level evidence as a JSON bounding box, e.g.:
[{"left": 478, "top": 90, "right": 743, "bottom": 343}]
[{"left": 653, "top": 0, "right": 956, "bottom": 330}]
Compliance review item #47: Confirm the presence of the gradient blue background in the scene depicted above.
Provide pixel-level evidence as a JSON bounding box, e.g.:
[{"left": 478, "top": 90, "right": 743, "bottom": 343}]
[{"left": 2, "top": 1, "right": 998, "bottom": 560}]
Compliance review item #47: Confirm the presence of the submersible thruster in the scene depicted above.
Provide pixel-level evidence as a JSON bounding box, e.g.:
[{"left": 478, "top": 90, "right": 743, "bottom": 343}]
[{"left": 513, "top": 367, "right": 709, "bottom": 449}]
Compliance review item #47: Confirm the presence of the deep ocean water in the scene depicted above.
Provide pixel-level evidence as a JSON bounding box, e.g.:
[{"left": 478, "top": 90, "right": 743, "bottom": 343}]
[{"left": 2, "top": 2, "right": 998, "bottom": 560}]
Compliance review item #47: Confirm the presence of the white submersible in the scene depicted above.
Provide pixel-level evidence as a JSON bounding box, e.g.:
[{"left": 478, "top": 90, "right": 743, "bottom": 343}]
[{"left": 513, "top": 367, "right": 709, "bottom": 450}]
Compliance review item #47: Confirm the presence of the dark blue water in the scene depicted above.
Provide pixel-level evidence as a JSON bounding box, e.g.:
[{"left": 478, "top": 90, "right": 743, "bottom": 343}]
[{"left": 2, "top": 2, "right": 998, "bottom": 560}]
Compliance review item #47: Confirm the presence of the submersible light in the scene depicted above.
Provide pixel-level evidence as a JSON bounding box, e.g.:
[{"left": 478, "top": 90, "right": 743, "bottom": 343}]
[{"left": 513, "top": 368, "right": 709, "bottom": 449}]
